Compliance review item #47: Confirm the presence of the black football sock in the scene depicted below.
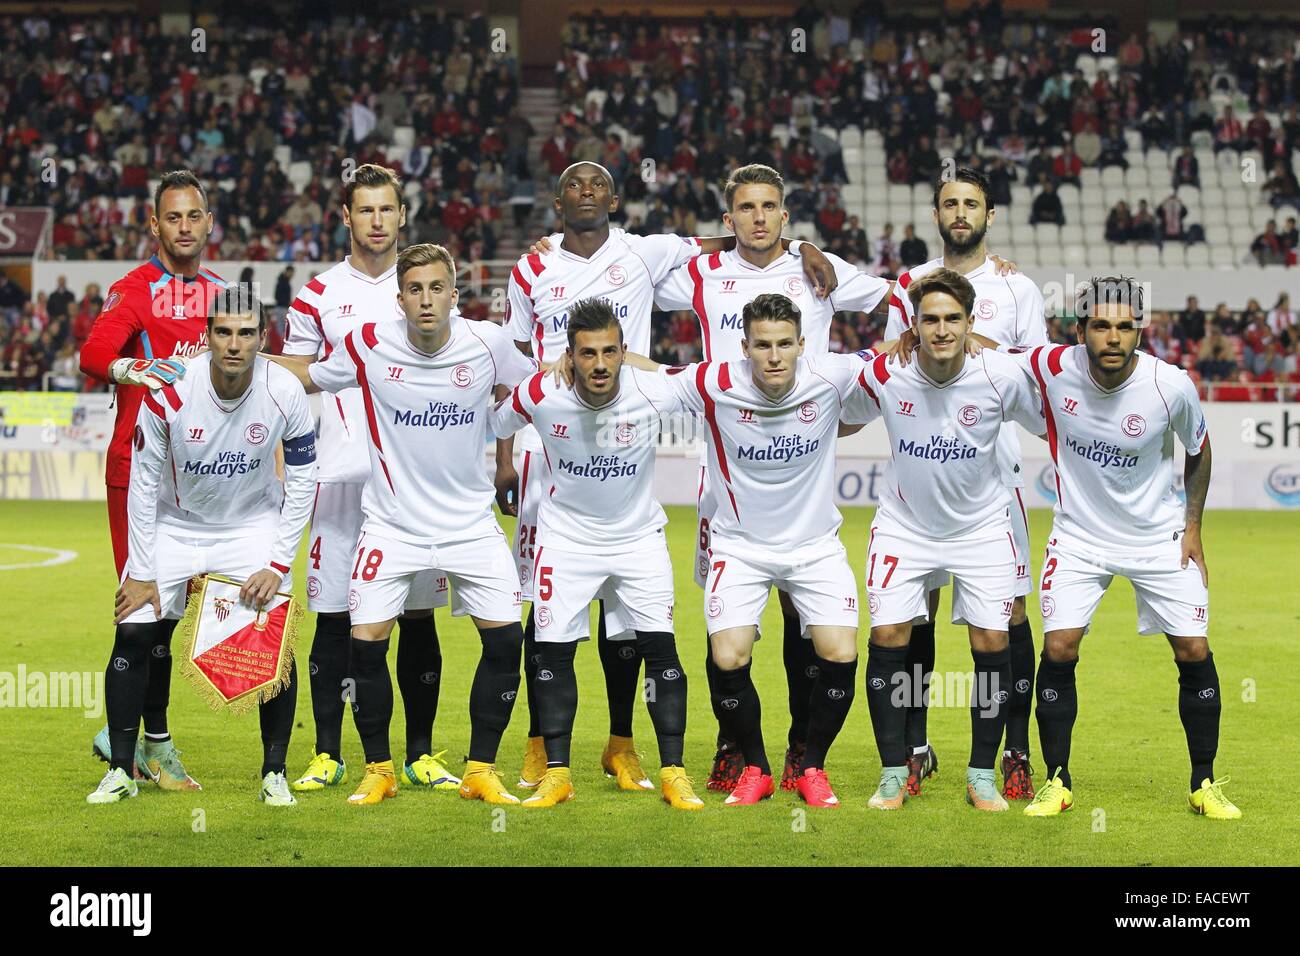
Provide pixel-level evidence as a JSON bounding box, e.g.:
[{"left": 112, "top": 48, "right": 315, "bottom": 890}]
[
  {"left": 1034, "top": 654, "right": 1078, "bottom": 789},
  {"left": 637, "top": 630, "right": 687, "bottom": 768},
  {"left": 396, "top": 614, "right": 441, "bottom": 766},
  {"left": 259, "top": 661, "right": 297, "bottom": 777},
  {"left": 536, "top": 641, "right": 578, "bottom": 767},
  {"left": 349, "top": 637, "right": 393, "bottom": 764},
  {"left": 1176, "top": 653, "right": 1221, "bottom": 792},
  {"left": 597, "top": 603, "right": 639, "bottom": 738},
  {"left": 307, "top": 615, "right": 350, "bottom": 762},
  {"left": 523, "top": 606, "right": 541, "bottom": 738},
  {"left": 970, "top": 647, "right": 1011, "bottom": 771},
  {"left": 705, "top": 645, "right": 733, "bottom": 749},
  {"left": 142, "top": 617, "right": 178, "bottom": 740},
  {"left": 105, "top": 622, "right": 156, "bottom": 773},
  {"left": 866, "top": 642, "right": 909, "bottom": 767},
  {"left": 803, "top": 656, "right": 857, "bottom": 771},
  {"left": 903, "top": 621, "right": 935, "bottom": 752},
  {"left": 467, "top": 622, "right": 524, "bottom": 763},
  {"left": 782, "top": 610, "right": 816, "bottom": 747},
  {"left": 1005, "top": 619, "right": 1035, "bottom": 754},
  {"left": 712, "top": 661, "right": 768, "bottom": 774}
]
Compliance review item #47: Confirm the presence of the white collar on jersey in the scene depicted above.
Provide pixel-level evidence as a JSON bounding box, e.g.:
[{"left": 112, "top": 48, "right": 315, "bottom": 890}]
[
  {"left": 402, "top": 313, "right": 461, "bottom": 359},
  {"left": 729, "top": 249, "right": 794, "bottom": 272},
  {"left": 555, "top": 229, "right": 622, "bottom": 263},
  {"left": 344, "top": 254, "right": 396, "bottom": 285}
]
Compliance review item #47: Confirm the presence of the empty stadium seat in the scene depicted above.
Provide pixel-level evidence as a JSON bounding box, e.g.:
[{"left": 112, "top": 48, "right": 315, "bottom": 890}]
[
  {"left": 1185, "top": 244, "right": 1211, "bottom": 267},
  {"left": 1085, "top": 244, "right": 1113, "bottom": 269}
]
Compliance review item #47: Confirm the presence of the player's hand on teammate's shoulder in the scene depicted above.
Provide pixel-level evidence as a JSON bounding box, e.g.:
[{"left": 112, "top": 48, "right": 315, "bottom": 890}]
[
  {"left": 798, "top": 242, "right": 839, "bottom": 298},
  {"left": 114, "top": 577, "right": 161, "bottom": 624},
  {"left": 109, "top": 356, "right": 188, "bottom": 389},
  {"left": 544, "top": 354, "right": 575, "bottom": 388},
  {"left": 240, "top": 569, "right": 282, "bottom": 610},
  {"left": 1180, "top": 522, "right": 1209, "bottom": 587},
  {"left": 529, "top": 235, "right": 555, "bottom": 255},
  {"left": 989, "top": 254, "right": 1018, "bottom": 275},
  {"left": 878, "top": 326, "right": 920, "bottom": 366}
]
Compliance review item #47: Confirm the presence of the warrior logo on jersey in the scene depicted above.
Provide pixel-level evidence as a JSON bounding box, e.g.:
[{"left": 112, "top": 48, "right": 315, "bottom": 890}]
[
  {"left": 974, "top": 298, "right": 997, "bottom": 320},
  {"left": 958, "top": 404, "right": 981, "bottom": 427},
  {"left": 1062, "top": 397, "right": 1080, "bottom": 416},
  {"left": 783, "top": 277, "right": 805, "bottom": 297},
  {"left": 721, "top": 280, "right": 738, "bottom": 293},
  {"left": 798, "top": 400, "right": 819, "bottom": 423},
  {"left": 738, "top": 408, "right": 755, "bottom": 424},
  {"left": 452, "top": 364, "right": 474, "bottom": 388},
  {"left": 1122, "top": 413, "right": 1146, "bottom": 438},
  {"left": 339, "top": 304, "right": 353, "bottom": 317},
  {"left": 245, "top": 423, "right": 268, "bottom": 445},
  {"left": 898, "top": 401, "right": 915, "bottom": 417},
  {"left": 187, "top": 427, "right": 205, "bottom": 443},
  {"left": 605, "top": 264, "right": 627, "bottom": 286},
  {"left": 551, "top": 423, "right": 570, "bottom": 439},
  {"left": 386, "top": 366, "right": 405, "bottom": 382}
]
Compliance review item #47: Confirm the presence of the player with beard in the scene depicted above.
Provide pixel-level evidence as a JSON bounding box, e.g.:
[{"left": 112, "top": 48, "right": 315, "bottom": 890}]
[
  {"left": 508, "top": 161, "right": 839, "bottom": 793},
  {"left": 276, "top": 164, "right": 467, "bottom": 794},
  {"left": 885, "top": 168, "right": 1046, "bottom": 800},
  {"left": 80, "top": 169, "right": 225, "bottom": 792}
]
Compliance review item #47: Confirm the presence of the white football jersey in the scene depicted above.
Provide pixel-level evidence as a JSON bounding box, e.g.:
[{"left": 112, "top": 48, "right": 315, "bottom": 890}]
[
  {"left": 490, "top": 366, "right": 672, "bottom": 553},
  {"left": 1022, "top": 345, "right": 1208, "bottom": 550},
  {"left": 506, "top": 228, "right": 698, "bottom": 454},
  {"left": 654, "top": 249, "right": 890, "bottom": 363},
  {"left": 126, "top": 353, "right": 317, "bottom": 580},
  {"left": 308, "top": 315, "right": 536, "bottom": 546},
  {"left": 843, "top": 349, "right": 1046, "bottom": 538},
  {"left": 887, "top": 255, "right": 1048, "bottom": 488},
  {"left": 284, "top": 256, "right": 466, "bottom": 483},
  {"left": 663, "top": 352, "right": 871, "bottom": 550}
]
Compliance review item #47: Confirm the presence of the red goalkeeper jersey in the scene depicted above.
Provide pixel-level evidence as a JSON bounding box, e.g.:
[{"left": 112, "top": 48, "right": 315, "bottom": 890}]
[{"left": 79, "top": 254, "right": 226, "bottom": 488}]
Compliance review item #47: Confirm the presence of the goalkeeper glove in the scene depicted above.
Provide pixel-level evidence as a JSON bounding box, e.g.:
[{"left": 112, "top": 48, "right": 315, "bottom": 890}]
[{"left": 110, "top": 357, "right": 188, "bottom": 389}]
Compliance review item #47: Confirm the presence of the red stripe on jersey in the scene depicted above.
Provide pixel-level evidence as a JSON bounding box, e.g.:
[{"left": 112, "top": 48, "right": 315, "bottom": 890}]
[
  {"left": 708, "top": 251, "right": 722, "bottom": 269},
  {"left": 534, "top": 317, "right": 544, "bottom": 364},
  {"left": 143, "top": 392, "right": 166, "bottom": 420},
  {"left": 888, "top": 293, "right": 906, "bottom": 315},
  {"left": 512, "top": 385, "right": 532, "bottom": 423},
  {"left": 292, "top": 296, "right": 330, "bottom": 357},
  {"left": 688, "top": 256, "right": 712, "bottom": 361},
  {"left": 718, "top": 363, "right": 732, "bottom": 391},
  {"left": 344, "top": 331, "right": 394, "bottom": 495},
  {"left": 512, "top": 264, "right": 533, "bottom": 297},
  {"left": 1030, "top": 347, "right": 1063, "bottom": 506},
  {"left": 898, "top": 271, "right": 913, "bottom": 289},
  {"left": 695, "top": 363, "right": 739, "bottom": 521},
  {"left": 1014, "top": 487, "right": 1029, "bottom": 536},
  {"left": 857, "top": 368, "right": 880, "bottom": 407},
  {"left": 519, "top": 451, "right": 532, "bottom": 513},
  {"left": 527, "top": 371, "right": 546, "bottom": 406},
  {"left": 305, "top": 277, "right": 326, "bottom": 296},
  {"left": 527, "top": 253, "right": 543, "bottom": 277},
  {"left": 270, "top": 561, "right": 291, "bottom": 575},
  {"left": 1047, "top": 344, "right": 1067, "bottom": 376},
  {"left": 161, "top": 384, "right": 182, "bottom": 411},
  {"left": 361, "top": 322, "right": 379, "bottom": 351},
  {"left": 871, "top": 352, "right": 891, "bottom": 385}
]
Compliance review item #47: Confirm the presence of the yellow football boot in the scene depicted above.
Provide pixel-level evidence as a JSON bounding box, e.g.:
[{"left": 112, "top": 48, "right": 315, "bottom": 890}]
[
  {"left": 521, "top": 767, "right": 576, "bottom": 808},
  {"left": 519, "top": 736, "right": 547, "bottom": 789},
  {"left": 601, "top": 735, "right": 653, "bottom": 791},
  {"left": 347, "top": 760, "right": 398, "bottom": 806},
  {"left": 402, "top": 751, "right": 461, "bottom": 790},
  {"left": 660, "top": 767, "right": 705, "bottom": 811},
  {"left": 291, "top": 752, "right": 347, "bottom": 792},
  {"left": 1189, "top": 777, "right": 1242, "bottom": 820},
  {"left": 1023, "top": 770, "right": 1074, "bottom": 817},
  {"left": 459, "top": 760, "right": 521, "bottom": 805}
]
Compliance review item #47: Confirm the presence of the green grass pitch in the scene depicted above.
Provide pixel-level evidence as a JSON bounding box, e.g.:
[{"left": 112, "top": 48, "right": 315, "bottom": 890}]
[{"left": 0, "top": 501, "right": 1294, "bottom": 866}]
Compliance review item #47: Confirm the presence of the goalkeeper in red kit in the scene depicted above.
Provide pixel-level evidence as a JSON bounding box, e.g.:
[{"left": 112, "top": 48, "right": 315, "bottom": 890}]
[{"left": 79, "top": 169, "right": 226, "bottom": 791}]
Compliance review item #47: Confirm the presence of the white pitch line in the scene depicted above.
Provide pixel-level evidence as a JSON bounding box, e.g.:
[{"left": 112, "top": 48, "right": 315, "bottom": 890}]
[{"left": 0, "top": 543, "right": 79, "bottom": 571}]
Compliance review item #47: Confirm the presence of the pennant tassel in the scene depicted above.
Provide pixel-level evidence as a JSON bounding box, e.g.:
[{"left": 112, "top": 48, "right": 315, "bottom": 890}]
[{"left": 177, "top": 575, "right": 233, "bottom": 712}]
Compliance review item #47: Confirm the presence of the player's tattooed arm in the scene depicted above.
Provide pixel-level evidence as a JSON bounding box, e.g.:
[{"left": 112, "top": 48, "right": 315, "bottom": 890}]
[
  {"left": 494, "top": 384, "right": 520, "bottom": 516},
  {"left": 1181, "top": 437, "right": 1211, "bottom": 586}
]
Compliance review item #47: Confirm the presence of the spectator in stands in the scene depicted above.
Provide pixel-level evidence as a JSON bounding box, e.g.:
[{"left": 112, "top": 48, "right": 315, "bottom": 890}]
[
  {"left": 1268, "top": 293, "right": 1295, "bottom": 338},
  {"left": 909, "top": 134, "right": 940, "bottom": 186},
  {"left": 1131, "top": 199, "right": 1158, "bottom": 243},
  {"left": 842, "top": 215, "right": 868, "bottom": 257},
  {"left": 1097, "top": 122, "right": 1128, "bottom": 170},
  {"left": 1263, "top": 162, "right": 1300, "bottom": 209},
  {"left": 1246, "top": 110, "right": 1273, "bottom": 153},
  {"left": 1178, "top": 296, "right": 1207, "bottom": 343},
  {"left": 1211, "top": 303, "right": 1240, "bottom": 335},
  {"left": 541, "top": 123, "right": 573, "bottom": 177},
  {"left": 899, "top": 224, "right": 928, "bottom": 268},
  {"left": 1244, "top": 313, "right": 1276, "bottom": 375},
  {"left": 1285, "top": 339, "right": 1300, "bottom": 381},
  {"left": 786, "top": 178, "right": 819, "bottom": 224},
  {"left": 887, "top": 149, "right": 911, "bottom": 185},
  {"left": 0, "top": 273, "right": 24, "bottom": 313},
  {"left": 1158, "top": 193, "right": 1188, "bottom": 243},
  {"left": 1053, "top": 142, "right": 1083, "bottom": 186},
  {"left": 872, "top": 223, "right": 899, "bottom": 276},
  {"left": 1196, "top": 326, "right": 1237, "bottom": 381},
  {"left": 1172, "top": 146, "right": 1200, "bottom": 189},
  {"left": 1030, "top": 180, "right": 1065, "bottom": 225},
  {"left": 49, "top": 341, "right": 80, "bottom": 391},
  {"left": 1251, "top": 220, "right": 1287, "bottom": 266},
  {"left": 816, "top": 192, "right": 847, "bottom": 242},
  {"left": 1279, "top": 216, "right": 1299, "bottom": 255},
  {"left": 47, "top": 276, "right": 75, "bottom": 322},
  {"left": 987, "top": 156, "right": 1015, "bottom": 206},
  {"left": 1106, "top": 200, "right": 1133, "bottom": 242},
  {"left": 1213, "top": 105, "right": 1246, "bottom": 153}
]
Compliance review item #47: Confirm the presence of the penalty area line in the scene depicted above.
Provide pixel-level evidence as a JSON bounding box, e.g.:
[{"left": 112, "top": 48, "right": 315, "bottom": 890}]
[{"left": 0, "top": 543, "right": 79, "bottom": 571}]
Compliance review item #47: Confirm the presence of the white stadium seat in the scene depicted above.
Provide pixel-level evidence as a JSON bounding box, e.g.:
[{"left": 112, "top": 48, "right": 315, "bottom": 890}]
[
  {"left": 1111, "top": 245, "right": 1139, "bottom": 270},
  {"left": 1210, "top": 245, "right": 1242, "bottom": 267},
  {"left": 1225, "top": 206, "right": 1252, "bottom": 227},
  {"left": 1136, "top": 245, "right": 1162, "bottom": 267},
  {"left": 1038, "top": 246, "right": 1064, "bottom": 267},
  {"left": 1185, "top": 244, "right": 1211, "bottom": 267},
  {"left": 1060, "top": 223, "right": 1085, "bottom": 245},
  {"left": 1086, "top": 245, "right": 1113, "bottom": 269},
  {"left": 1125, "top": 167, "right": 1149, "bottom": 190},
  {"left": 1101, "top": 166, "right": 1125, "bottom": 187},
  {"left": 1031, "top": 224, "right": 1060, "bottom": 246},
  {"left": 1082, "top": 206, "right": 1107, "bottom": 228}
]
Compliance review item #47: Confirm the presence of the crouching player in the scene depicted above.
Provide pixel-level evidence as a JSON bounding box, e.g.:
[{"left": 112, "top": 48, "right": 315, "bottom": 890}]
[
  {"left": 94, "top": 286, "right": 317, "bottom": 805},
  {"left": 491, "top": 299, "right": 702, "bottom": 810},
  {"left": 845, "top": 269, "right": 1046, "bottom": 812}
]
